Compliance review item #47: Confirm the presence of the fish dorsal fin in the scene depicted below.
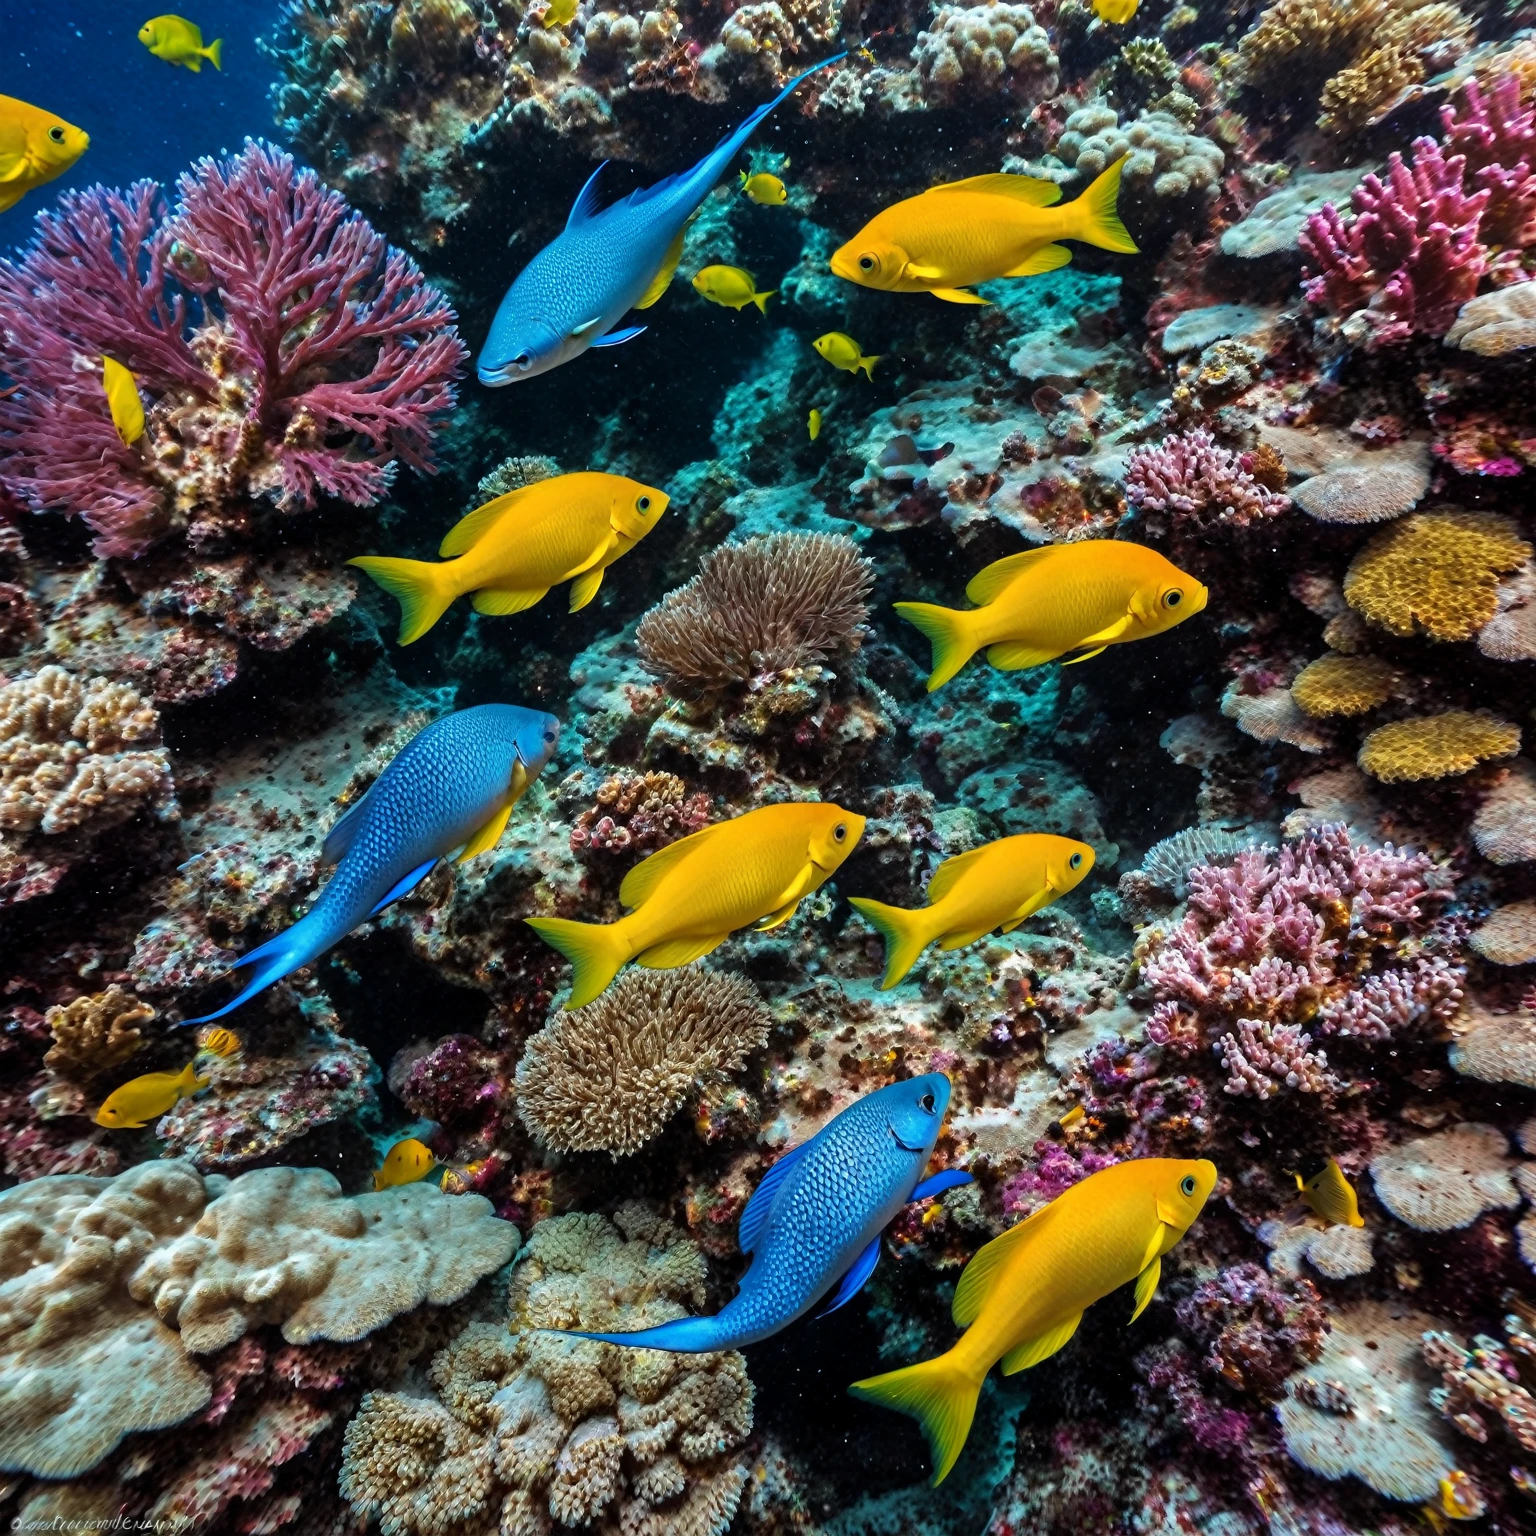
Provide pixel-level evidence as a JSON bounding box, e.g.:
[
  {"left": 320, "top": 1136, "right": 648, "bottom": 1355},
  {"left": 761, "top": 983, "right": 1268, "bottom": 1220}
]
[
  {"left": 439, "top": 488, "right": 534, "bottom": 559},
  {"left": 952, "top": 1203, "right": 1053, "bottom": 1326},
  {"left": 635, "top": 226, "right": 687, "bottom": 311},
  {"left": 322, "top": 785, "right": 375, "bottom": 865},
  {"left": 739, "top": 1138, "right": 814, "bottom": 1254},
  {"left": 926, "top": 173, "right": 1063, "bottom": 206},
  {"left": 999, "top": 1311, "right": 1081, "bottom": 1374},
  {"left": 965, "top": 547, "right": 1055, "bottom": 606},
  {"left": 567, "top": 160, "right": 613, "bottom": 228},
  {"left": 617, "top": 821, "right": 722, "bottom": 910},
  {"left": 925, "top": 844, "right": 993, "bottom": 906}
]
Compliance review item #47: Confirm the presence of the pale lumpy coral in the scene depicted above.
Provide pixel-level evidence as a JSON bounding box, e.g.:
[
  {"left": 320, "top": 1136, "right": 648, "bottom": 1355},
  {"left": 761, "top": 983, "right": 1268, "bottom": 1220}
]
[
  {"left": 0, "top": 664, "right": 175, "bottom": 836},
  {"left": 515, "top": 968, "right": 773, "bottom": 1157},
  {"left": 911, "top": 2, "right": 1058, "bottom": 106},
  {"left": 0, "top": 1159, "right": 518, "bottom": 1478},
  {"left": 1369, "top": 1123, "right": 1521, "bottom": 1231},
  {"left": 43, "top": 986, "right": 155, "bottom": 1079},
  {"left": 1049, "top": 100, "right": 1224, "bottom": 201},
  {"left": 340, "top": 1203, "right": 753, "bottom": 1536}
]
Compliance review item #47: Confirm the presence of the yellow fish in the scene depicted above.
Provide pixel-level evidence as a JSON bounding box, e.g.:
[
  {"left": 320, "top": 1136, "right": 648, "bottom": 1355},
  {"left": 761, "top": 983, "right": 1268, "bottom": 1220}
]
[
  {"left": 527, "top": 801, "right": 866, "bottom": 1008},
  {"left": 350, "top": 471, "right": 668, "bottom": 644},
  {"left": 850, "top": 834, "right": 1095, "bottom": 988},
  {"left": 1293, "top": 1156, "right": 1364, "bottom": 1227},
  {"left": 95, "top": 1061, "right": 209, "bottom": 1129},
  {"left": 739, "top": 170, "right": 788, "bottom": 205},
  {"left": 196, "top": 1026, "right": 241, "bottom": 1059},
  {"left": 814, "top": 332, "right": 879, "bottom": 380},
  {"left": 542, "top": 0, "right": 578, "bottom": 26},
  {"left": 138, "top": 15, "right": 223, "bottom": 71},
  {"left": 894, "top": 540, "right": 1208, "bottom": 692},
  {"left": 373, "top": 1137, "right": 438, "bottom": 1190},
  {"left": 808, "top": 408, "right": 822, "bottom": 441},
  {"left": 829, "top": 158, "right": 1136, "bottom": 305},
  {"left": 101, "top": 357, "right": 145, "bottom": 447},
  {"left": 692, "top": 264, "right": 776, "bottom": 314},
  {"left": 0, "top": 95, "right": 89, "bottom": 215},
  {"left": 850, "top": 1157, "right": 1217, "bottom": 1484},
  {"left": 1435, "top": 1471, "right": 1484, "bottom": 1521},
  {"left": 1093, "top": 0, "right": 1139, "bottom": 19}
]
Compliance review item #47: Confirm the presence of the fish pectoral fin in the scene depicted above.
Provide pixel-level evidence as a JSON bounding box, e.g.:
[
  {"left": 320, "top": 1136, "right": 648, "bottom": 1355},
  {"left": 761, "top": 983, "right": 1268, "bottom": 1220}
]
[
  {"left": 635, "top": 933, "right": 730, "bottom": 968},
  {"left": 507, "top": 758, "right": 532, "bottom": 808},
  {"left": 1075, "top": 614, "right": 1137, "bottom": 649},
  {"left": 570, "top": 316, "right": 605, "bottom": 338},
  {"left": 936, "top": 926, "right": 991, "bottom": 951},
  {"left": 367, "top": 857, "right": 439, "bottom": 916},
  {"left": 753, "top": 899, "right": 802, "bottom": 932},
  {"left": 591, "top": 325, "right": 648, "bottom": 347},
  {"left": 910, "top": 1169, "right": 973, "bottom": 1202},
  {"left": 817, "top": 1237, "right": 883, "bottom": 1318},
  {"left": 457, "top": 800, "right": 515, "bottom": 863},
  {"left": 1004, "top": 244, "right": 1073, "bottom": 278},
  {"left": 986, "top": 641, "right": 1063, "bottom": 671},
  {"left": 1061, "top": 646, "right": 1108, "bottom": 666},
  {"left": 1129, "top": 1256, "right": 1162, "bottom": 1324},
  {"left": 1000, "top": 1312, "right": 1082, "bottom": 1375},
  {"left": 902, "top": 261, "right": 946, "bottom": 281},
  {"left": 472, "top": 586, "right": 549, "bottom": 615},
  {"left": 568, "top": 566, "right": 605, "bottom": 612},
  {"left": 930, "top": 288, "right": 992, "bottom": 305},
  {"left": 1000, "top": 887, "right": 1056, "bottom": 933},
  {"left": 635, "top": 225, "right": 687, "bottom": 310}
]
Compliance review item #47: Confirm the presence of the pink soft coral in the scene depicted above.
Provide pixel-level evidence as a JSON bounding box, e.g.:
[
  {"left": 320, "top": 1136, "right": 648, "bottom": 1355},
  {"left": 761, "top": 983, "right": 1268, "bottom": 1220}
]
[
  {"left": 1124, "top": 428, "right": 1290, "bottom": 526},
  {"left": 0, "top": 141, "right": 466, "bottom": 559}
]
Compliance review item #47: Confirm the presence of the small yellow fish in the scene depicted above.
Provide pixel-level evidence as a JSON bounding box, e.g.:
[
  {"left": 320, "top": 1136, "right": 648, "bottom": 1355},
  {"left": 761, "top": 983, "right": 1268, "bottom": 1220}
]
[
  {"left": 0, "top": 95, "right": 89, "bottom": 215},
  {"left": 374, "top": 1137, "right": 438, "bottom": 1190},
  {"left": 1294, "top": 1156, "right": 1364, "bottom": 1227},
  {"left": 528, "top": 802, "right": 866, "bottom": 1008},
  {"left": 808, "top": 408, "right": 823, "bottom": 441},
  {"left": 829, "top": 159, "right": 1136, "bottom": 305},
  {"left": 138, "top": 15, "right": 223, "bottom": 71},
  {"left": 1092, "top": 0, "right": 1139, "bottom": 20},
  {"left": 196, "top": 1026, "right": 241, "bottom": 1059},
  {"left": 1058, "top": 1104, "right": 1086, "bottom": 1130},
  {"left": 739, "top": 170, "right": 788, "bottom": 205},
  {"left": 95, "top": 1061, "right": 209, "bottom": 1129},
  {"left": 851, "top": 835, "right": 1095, "bottom": 988},
  {"left": 851, "top": 1157, "right": 1217, "bottom": 1483},
  {"left": 101, "top": 357, "right": 145, "bottom": 447},
  {"left": 895, "top": 540, "right": 1208, "bottom": 692},
  {"left": 692, "top": 264, "right": 776, "bottom": 314},
  {"left": 351, "top": 472, "right": 668, "bottom": 644},
  {"left": 542, "top": 0, "right": 578, "bottom": 26},
  {"left": 1436, "top": 1470, "right": 1485, "bottom": 1520},
  {"left": 814, "top": 332, "right": 880, "bottom": 380}
]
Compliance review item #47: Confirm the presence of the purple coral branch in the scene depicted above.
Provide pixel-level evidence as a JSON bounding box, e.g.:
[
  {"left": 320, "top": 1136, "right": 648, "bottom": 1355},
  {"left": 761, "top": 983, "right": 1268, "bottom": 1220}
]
[{"left": 1124, "top": 428, "right": 1290, "bottom": 526}]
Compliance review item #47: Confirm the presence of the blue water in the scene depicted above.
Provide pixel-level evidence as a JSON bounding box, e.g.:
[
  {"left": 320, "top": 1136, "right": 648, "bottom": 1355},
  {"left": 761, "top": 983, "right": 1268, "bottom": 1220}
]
[{"left": 4, "top": 0, "right": 277, "bottom": 249}]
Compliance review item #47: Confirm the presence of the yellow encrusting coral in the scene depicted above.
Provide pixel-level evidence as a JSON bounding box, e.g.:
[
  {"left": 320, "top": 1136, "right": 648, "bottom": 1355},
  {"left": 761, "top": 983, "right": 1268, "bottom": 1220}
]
[
  {"left": 1290, "top": 653, "right": 1398, "bottom": 717},
  {"left": 1357, "top": 711, "right": 1522, "bottom": 783},
  {"left": 1344, "top": 510, "right": 1533, "bottom": 642}
]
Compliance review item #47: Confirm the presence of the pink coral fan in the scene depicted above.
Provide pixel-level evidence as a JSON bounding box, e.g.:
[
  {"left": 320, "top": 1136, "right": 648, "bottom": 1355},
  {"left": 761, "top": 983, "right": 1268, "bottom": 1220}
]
[
  {"left": 0, "top": 141, "right": 466, "bottom": 559},
  {"left": 1124, "top": 428, "right": 1291, "bottom": 526}
]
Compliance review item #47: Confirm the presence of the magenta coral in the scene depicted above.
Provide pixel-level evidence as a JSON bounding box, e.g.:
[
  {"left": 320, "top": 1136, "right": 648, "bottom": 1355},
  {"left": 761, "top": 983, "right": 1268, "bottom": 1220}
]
[
  {"left": 1124, "top": 428, "right": 1291, "bottom": 526},
  {"left": 0, "top": 141, "right": 466, "bottom": 559},
  {"left": 1440, "top": 75, "right": 1536, "bottom": 249}
]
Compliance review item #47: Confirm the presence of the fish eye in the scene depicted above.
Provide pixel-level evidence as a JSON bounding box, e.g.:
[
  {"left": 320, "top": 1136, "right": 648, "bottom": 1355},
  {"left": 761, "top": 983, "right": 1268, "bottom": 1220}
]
[
  {"left": 637, "top": 495, "right": 651, "bottom": 511},
  {"left": 920, "top": 1091, "right": 936, "bottom": 1113},
  {"left": 543, "top": 728, "right": 556, "bottom": 743},
  {"left": 858, "top": 255, "right": 876, "bottom": 271},
  {"left": 514, "top": 352, "right": 532, "bottom": 369},
  {"left": 833, "top": 823, "right": 847, "bottom": 842},
  {"left": 48, "top": 127, "right": 66, "bottom": 144},
  {"left": 1164, "top": 589, "right": 1183, "bottom": 609},
  {"left": 1180, "top": 1175, "right": 1196, "bottom": 1196},
  {"left": 1069, "top": 852, "right": 1083, "bottom": 869}
]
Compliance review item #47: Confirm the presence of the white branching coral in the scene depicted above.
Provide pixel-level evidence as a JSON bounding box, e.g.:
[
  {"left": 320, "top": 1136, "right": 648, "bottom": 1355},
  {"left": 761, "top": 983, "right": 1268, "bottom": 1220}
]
[
  {"left": 912, "top": 2, "right": 1058, "bottom": 106},
  {"left": 340, "top": 1203, "right": 753, "bottom": 1536},
  {"left": 0, "top": 664, "right": 175, "bottom": 835}
]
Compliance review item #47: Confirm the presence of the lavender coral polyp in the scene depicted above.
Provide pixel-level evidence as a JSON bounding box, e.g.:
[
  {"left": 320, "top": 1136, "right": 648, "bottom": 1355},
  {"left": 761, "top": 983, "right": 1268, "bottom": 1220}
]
[
  {"left": 0, "top": 141, "right": 467, "bottom": 559},
  {"left": 1124, "top": 427, "right": 1291, "bottom": 526}
]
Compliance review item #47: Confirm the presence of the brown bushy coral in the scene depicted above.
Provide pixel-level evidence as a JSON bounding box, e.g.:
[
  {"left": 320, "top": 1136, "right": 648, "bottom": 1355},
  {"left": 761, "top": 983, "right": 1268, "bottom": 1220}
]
[
  {"left": 636, "top": 533, "right": 874, "bottom": 692},
  {"left": 1357, "top": 711, "right": 1521, "bottom": 782},
  {"left": 515, "top": 968, "right": 773, "bottom": 1156},
  {"left": 43, "top": 986, "right": 155, "bottom": 1078}
]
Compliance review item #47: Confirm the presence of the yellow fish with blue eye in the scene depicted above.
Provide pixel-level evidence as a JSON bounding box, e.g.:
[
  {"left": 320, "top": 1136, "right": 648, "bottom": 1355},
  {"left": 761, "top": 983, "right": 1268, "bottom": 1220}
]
[
  {"left": 814, "top": 332, "right": 880, "bottom": 380},
  {"left": 850, "top": 834, "right": 1096, "bottom": 988},
  {"left": 95, "top": 1061, "right": 209, "bottom": 1129},
  {"left": 138, "top": 15, "right": 223, "bottom": 71},
  {"left": 1092, "top": 0, "right": 1139, "bottom": 20},
  {"left": 101, "top": 358, "right": 145, "bottom": 447},
  {"left": 1293, "top": 1156, "right": 1364, "bottom": 1227},
  {"left": 740, "top": 170, "right": 788, "bottom": 205},
  {"left": 374, "top": 1137, "right": 438, "bottom": 1190},
  {"left": 851, "top": 1157, "right": 1218, "bottom": 1484},
  {"left": 894, "top": 540, "right": 1208, "bottom": 692},
  {"left": 0, "top": 95, "right": 89, "bottom": 214}
]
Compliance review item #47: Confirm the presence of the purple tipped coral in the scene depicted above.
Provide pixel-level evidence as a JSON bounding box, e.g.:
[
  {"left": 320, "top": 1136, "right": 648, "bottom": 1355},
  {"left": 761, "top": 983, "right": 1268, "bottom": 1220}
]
[{"left": 1124, "top": 427, "right": 1291, "bottom": 526}]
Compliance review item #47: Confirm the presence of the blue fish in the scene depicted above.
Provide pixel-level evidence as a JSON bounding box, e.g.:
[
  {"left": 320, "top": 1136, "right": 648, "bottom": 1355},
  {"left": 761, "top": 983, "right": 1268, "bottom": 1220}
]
[
  {"left": 477, "top": 52, "right": 845, "bottom": 385},
  {"left": 564, "top": 1073, "right": 971, "bottom": 1351},
  {"left": 183, "top": 705, "right": 560, "bottom": 1023}
]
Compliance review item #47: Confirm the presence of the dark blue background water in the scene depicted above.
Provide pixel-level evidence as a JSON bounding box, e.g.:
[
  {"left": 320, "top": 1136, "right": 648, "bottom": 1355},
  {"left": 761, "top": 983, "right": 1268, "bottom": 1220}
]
[{"left": 5, "top": 0, "right": 281, "bottom": 250}]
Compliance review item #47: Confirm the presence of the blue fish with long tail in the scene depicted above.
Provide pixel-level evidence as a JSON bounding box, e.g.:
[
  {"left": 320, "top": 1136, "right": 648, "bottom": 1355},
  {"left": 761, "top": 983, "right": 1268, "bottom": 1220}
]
[
  {"left": 562, "top": 1074, "right": 971, "bottom": 1351},
  {"left": 182, "top": 705, "right": 561, "bottom": 1024},
  {"left": 477, "top": 52, "right": 846, "bottom": 385}
]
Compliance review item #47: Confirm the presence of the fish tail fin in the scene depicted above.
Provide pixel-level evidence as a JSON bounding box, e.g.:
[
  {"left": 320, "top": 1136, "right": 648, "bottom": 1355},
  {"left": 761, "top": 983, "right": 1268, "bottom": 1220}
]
[
  {"left": 1073, "top": 155, "right": 1137, "bottom": 254},
  {"left": 348, "top": 556, "right": 456, "bottom": 645},
  {"left": 560, "top": 1315, "right": 732, "bottom": 1352},
  {"left": 205, "top": 37, "right": 223, "bottom": 68},
  {"left": 181, "top": 912, "right": 331, "bottom": 1025},
  {"left": 892, "top": 601, "right": 976, "bottom": 692},
  {"left": 848, "top": 1351, "right": 981, "bottom": 1487},
  {"left": 525, "top": 916, "right": 629, "bottom": 1009},
  {"left": 848, "top": 897, "right": 933, "bottom": 989},
  {"left": 859, "top": 354, "right": 880, "bottom": 380},
  {"left": 753, "top": 289, "right": 776, "bottom": 314},
  {"left": 177, "top": 1060, "right": 211, "bottom": 1095}
]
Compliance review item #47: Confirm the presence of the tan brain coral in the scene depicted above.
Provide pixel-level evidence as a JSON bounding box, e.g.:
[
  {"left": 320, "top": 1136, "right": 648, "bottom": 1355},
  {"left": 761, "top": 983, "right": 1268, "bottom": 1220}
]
[
  {"left": 43, "top": 985, "right": 155, "bottom": 1078},
  {"left": 1357, "top": 711, "right": 1521, "bottom": 783},
  {"left": 1369, "top": 1123, "right": 1521, "bottom": 1230},
  {"left": 1344, "top": 509, "right": 1532, "bottom": 641},
  {"left": 1448, "top": 998, "right": 1536, "bottom": 1088},
  {"left": 1290, "top": 653, "right": 1398, "bottom": 717},
  {"left": 1472, "top": 760, "right": 1536, "bottom": 864},
  {"left": 1448, "top": 283, "right": 1536, "bottom": 356},
  {"left": 340, "top": 1203, "right": 753, "bottom": 1536}
]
